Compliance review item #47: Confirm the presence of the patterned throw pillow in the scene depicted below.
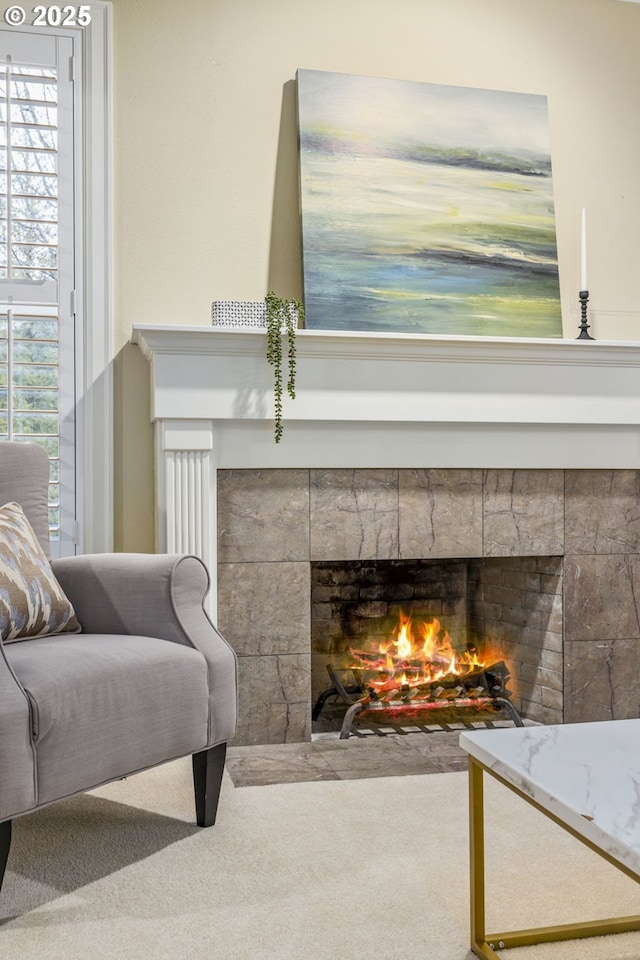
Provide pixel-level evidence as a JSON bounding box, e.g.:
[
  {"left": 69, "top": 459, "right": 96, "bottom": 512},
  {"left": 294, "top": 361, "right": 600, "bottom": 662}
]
[{"left": 0, "top": 501, "right": 81, "bottom": 643}]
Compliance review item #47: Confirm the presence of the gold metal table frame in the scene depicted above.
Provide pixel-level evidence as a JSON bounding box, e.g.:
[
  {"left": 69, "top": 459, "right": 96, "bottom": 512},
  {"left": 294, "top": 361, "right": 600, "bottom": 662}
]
[{"left": 468, "top": 758, "right": 640, "bottom": 958}]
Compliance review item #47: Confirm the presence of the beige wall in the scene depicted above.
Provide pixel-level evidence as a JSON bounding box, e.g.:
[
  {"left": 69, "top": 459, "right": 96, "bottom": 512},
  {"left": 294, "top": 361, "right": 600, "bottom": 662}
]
[
  {"left": 7, "top": 0, "right": 640, "bottom": 548},
  {"left": 111, "top": 0, "right": 640, "bottom": 326}
]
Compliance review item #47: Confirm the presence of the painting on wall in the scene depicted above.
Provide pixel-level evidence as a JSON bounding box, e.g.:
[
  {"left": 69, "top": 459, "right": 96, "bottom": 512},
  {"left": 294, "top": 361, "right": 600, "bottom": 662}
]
[{"left": 296, "top": 69, "right": 562, "bottom": 337}]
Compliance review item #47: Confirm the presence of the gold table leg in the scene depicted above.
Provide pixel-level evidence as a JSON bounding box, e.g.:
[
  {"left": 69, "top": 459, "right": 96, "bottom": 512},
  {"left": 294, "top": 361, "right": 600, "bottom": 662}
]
[{"left": 468, "top": 758, "right": 640, "bottom": 957}]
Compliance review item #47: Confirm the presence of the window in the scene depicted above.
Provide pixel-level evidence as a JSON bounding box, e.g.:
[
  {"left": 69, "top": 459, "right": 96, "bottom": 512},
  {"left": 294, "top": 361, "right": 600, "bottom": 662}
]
[
  {"left": 0, "top": 34, "right": 76, "bottom": 555},
  {"left": 0, "top": 6, "right": 112, "bottom": 557}
]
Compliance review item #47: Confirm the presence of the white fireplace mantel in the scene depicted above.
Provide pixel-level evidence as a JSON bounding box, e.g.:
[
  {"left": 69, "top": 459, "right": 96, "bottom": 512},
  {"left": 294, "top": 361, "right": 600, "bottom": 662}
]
[{"left": 131, "top": 324, "right": 640, "bottom": 614}]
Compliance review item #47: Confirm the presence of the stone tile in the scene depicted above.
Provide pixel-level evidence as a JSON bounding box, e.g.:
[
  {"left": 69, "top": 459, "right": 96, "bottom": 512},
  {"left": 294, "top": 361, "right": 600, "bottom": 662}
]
[
  {"left": 233, "top": 653, "right": 311, "bottom": 746},
  {"left": 483, "top": 469, "right": 564, "bottom": 557},
  {"left": 401, "top": 729, "right": 470, "bottom": 763},
  {"left": 398, "top": 468, "right": 483, "bottom": 559},
  {"left": 564, "top": 555, "right": 640, "bottom": 642},
  {"left": 565, "top": 470, "right": 640, "bottom": 554},
  {"left": 217, "top": 561, "right": 310, "bottom": 655},
  {"left": 316, "top": 734, "right": 433, "bottom": 779},
  {"left": 333, "top": 753, "right": 466, "bottom": 780},
  {"left": 420, "top": 755, "right": 470, "bottom": 774},
  {"left": 225, "top": 731, "right": 473, "bottom": 785},
  {"left": 565, "top": 639, "right": 640, "bottom": 722},
  {"left": 217, "top": 468, "right": 309, "bottom": 562},
  {"left": 310, "top": 469, "right": 399, "bottom": 561},
  {"left": 225, "top": 743, "right": 337, "bottom": 786}
]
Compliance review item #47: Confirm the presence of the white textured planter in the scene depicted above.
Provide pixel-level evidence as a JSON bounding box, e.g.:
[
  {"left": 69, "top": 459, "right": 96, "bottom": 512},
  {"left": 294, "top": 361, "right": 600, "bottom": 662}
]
[{"left": 211, "top": 300, "right": 300, "bottom": 330}]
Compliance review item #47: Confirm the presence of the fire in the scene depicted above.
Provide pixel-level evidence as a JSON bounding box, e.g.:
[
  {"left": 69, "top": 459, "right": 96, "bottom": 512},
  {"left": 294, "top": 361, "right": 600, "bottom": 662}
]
[{"left": 349, "top": 611, "right": 494, "bottom": 698}]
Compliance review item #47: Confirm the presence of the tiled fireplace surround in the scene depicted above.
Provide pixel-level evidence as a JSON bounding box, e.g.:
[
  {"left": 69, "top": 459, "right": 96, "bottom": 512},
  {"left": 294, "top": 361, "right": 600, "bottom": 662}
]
[
  {"left": 132, "top": 325, "right": 640, "bottom": 746},
  {"left": 216, "top": 467, "right": 640, "bottom": 744}
]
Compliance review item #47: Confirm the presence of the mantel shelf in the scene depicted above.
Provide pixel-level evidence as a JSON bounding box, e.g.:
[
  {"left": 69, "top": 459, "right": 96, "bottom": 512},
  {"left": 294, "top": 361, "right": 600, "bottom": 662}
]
[
  {"left": 132, "top": 324, "right": 640, "bottom": 367},
  {"left": 131, "top": 323, "right": 640, "bottom": 434},
  {"left": 132, "top": 320, "right": 640, "bottom": 480}
]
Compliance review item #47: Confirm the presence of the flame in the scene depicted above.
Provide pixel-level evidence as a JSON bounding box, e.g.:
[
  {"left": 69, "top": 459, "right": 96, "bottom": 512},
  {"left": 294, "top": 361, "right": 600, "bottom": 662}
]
[{"left": 349, "top": 611, "right": 498, "bottom": 698}]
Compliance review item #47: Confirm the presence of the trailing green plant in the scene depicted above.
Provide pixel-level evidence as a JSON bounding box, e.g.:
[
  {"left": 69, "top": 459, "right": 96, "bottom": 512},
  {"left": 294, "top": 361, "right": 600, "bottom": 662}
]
[{"left": 265, "top": 291, "right": 304, "bottom": 443}]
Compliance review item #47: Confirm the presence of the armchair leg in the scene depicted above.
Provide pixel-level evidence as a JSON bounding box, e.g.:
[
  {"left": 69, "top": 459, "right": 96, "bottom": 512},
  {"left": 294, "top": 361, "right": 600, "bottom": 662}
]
[
  {"left": 192, "top": 743, "right": 227, "bottom": 827},
  {"left": 0, "top": 820, "right": 12, "bottom": 894}
]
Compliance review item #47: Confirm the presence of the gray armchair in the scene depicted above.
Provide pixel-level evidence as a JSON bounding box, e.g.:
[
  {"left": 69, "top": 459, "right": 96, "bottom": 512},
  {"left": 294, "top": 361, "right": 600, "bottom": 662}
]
[{"left": 0, "top": 441, "right": 237, "bottom": 894}]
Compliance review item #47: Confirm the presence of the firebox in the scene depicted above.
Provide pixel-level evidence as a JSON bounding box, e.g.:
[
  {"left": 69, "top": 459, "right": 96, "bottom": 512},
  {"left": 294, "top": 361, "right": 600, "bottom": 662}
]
[{"left": 310, "top": 557, "right": 563, "bottom": 736}]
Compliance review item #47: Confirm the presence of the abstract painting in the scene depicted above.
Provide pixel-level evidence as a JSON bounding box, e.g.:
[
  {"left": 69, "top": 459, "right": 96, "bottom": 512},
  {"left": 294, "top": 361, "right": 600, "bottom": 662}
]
[{"left": 296, "top": 69, "right": 562, "bottom": 337}]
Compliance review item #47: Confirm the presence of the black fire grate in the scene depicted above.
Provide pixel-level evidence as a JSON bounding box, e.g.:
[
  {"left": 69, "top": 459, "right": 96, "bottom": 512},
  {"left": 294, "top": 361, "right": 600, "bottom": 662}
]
[{"left": 313, "top": 661, "right": 523, "bottom": 739}]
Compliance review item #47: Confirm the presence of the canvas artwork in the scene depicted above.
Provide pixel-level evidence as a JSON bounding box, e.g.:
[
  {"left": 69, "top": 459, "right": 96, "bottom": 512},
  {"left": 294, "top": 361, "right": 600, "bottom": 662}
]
[{"left": 296, "top": 69, "right": 562, "bottom": 337}]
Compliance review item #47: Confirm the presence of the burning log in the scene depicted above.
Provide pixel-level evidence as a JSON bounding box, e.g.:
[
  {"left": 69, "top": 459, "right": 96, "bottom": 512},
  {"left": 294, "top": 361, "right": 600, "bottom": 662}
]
[
  {"left": 439, "top": 685, "right": 465, "bottom": 701},
  {"left": 348, "top": 611, "right": 504, "bottom": 698}
]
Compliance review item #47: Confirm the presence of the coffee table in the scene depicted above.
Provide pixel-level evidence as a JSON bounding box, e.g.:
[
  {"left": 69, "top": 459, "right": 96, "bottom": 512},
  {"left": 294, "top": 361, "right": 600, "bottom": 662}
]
[{"left": 459, "top": 719, "right": 640, "bottom": 958}]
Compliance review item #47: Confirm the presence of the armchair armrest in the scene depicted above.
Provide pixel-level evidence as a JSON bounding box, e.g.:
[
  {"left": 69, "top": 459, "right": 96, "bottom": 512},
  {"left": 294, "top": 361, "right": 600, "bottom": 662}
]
[
  {"left": 52, "top": 553, "right": 237, "bottom": 744},
  {"left": 52, "top": 553, "right": 212, "bottom": 639}
]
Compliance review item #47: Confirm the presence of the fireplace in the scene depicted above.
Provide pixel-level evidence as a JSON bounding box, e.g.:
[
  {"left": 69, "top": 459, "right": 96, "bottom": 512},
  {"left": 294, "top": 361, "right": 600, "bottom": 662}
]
[{"left": 132, "top": 324, "right": 640, "bottom": 747}]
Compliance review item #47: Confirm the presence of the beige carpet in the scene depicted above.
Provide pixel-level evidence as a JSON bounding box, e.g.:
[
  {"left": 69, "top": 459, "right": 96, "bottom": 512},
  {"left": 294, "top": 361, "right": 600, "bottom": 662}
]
[{"left": 0, "top": 758, "right": 639, "bottom": 960}]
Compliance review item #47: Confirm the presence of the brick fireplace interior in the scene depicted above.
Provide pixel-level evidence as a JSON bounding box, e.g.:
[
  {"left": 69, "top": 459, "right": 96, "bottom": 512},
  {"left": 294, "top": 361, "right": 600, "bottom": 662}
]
[
  {"left": 309, "top": 556, "right": 563, "bottom": 732},
  {"left": 216, "top": 466, "right": 640, "bottom": 746}
]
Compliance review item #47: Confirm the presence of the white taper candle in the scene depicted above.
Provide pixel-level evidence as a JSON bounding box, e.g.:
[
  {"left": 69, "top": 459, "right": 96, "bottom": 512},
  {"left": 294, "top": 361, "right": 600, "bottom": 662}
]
[{"left": 580, "top": 208, "right": 588, "bottom": 291}]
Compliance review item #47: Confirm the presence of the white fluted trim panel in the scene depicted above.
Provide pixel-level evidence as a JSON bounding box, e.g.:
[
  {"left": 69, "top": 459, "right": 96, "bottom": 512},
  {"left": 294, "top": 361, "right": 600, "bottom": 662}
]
[
  {"left": 165, "top": 451, "right": 208, "bottom": 556},
  {"left": 155, "top": 420, "right": 217, "bottom": 617}
]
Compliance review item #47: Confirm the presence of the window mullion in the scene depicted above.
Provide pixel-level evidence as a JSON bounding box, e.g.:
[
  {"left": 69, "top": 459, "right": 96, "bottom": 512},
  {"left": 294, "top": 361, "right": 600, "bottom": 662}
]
[
  {"left": 5, "top": 62, "right": 11, "bottom": 280},
  {"left": 6, "top": 307, "right": 12, "bottom": 438}
]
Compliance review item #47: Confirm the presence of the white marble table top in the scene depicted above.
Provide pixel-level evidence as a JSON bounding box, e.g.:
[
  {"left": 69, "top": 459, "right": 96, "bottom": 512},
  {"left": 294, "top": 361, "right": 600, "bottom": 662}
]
[{"left": 459, "top": 719, "right": 640, "bottom": 877}]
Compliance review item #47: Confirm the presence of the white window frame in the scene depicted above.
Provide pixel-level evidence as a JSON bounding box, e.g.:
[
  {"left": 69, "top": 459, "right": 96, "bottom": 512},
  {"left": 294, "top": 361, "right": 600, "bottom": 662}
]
[
  {"left": 3, "top": 2, "right": 113, "bottom": 553},
  {"left": 77, "top": 1, "right": 113, "bottom": 553}
]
